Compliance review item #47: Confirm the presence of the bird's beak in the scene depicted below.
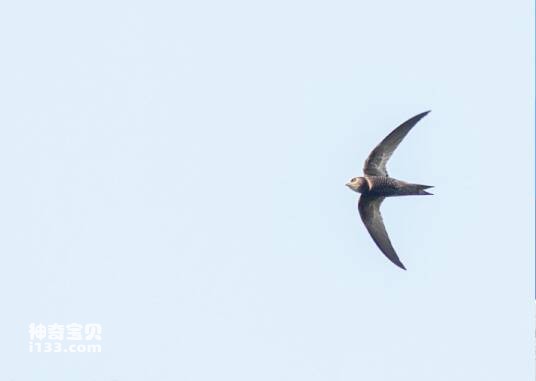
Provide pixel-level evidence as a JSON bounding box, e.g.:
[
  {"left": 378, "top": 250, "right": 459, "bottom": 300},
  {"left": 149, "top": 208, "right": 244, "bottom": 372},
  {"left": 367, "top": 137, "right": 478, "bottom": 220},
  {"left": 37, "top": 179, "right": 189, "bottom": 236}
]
[{"left": 345, "top": 182, "right": 351, "bottom": 188}]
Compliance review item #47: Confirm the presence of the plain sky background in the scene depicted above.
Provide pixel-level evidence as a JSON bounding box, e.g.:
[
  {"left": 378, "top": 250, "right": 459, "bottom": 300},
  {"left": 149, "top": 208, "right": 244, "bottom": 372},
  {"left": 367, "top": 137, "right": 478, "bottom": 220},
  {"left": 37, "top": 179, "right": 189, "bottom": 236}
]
[{"left": 0, "top": 1, "right": 533, "bottom": 380}]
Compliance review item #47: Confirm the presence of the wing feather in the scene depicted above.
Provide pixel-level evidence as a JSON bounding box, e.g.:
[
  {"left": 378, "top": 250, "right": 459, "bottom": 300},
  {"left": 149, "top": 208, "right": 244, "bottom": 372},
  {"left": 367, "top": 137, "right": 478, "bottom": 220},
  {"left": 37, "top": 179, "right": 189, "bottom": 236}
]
[
  {"left": 363, "top": 111, "right": 430, "bottom": 177},
  {"left": 358, "top": 195, "right": 406, "bottom": 270}
]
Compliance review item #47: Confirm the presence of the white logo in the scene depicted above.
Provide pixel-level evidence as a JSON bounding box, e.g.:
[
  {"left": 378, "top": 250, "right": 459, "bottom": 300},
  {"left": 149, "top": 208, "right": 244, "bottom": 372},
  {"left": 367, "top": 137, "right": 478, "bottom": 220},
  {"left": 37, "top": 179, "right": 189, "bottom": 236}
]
[{"left": 28, "top": 323, "right": 102, "bottom": 353}]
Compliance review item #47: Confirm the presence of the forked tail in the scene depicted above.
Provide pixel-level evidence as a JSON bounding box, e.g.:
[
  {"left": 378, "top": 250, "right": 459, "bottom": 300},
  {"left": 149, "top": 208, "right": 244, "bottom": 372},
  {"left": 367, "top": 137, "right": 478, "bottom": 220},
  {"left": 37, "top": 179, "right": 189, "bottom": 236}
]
[{"left": 402, "top": 183, "right": 434, "bottom": 196}]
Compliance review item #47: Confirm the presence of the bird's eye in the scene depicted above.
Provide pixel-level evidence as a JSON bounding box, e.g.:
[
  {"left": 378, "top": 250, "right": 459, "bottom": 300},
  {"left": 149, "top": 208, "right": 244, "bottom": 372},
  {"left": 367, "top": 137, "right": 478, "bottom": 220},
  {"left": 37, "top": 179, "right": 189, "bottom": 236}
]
[{"left": 351, "top": 178, "right": 357, "bottom": 183}]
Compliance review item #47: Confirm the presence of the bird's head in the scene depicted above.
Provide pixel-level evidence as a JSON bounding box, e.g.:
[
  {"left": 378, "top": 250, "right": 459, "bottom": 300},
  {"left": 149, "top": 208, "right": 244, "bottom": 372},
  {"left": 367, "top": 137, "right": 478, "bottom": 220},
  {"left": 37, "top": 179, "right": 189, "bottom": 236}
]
[{"left": 346, "top": 176, "right": 367, "bottom": 193}]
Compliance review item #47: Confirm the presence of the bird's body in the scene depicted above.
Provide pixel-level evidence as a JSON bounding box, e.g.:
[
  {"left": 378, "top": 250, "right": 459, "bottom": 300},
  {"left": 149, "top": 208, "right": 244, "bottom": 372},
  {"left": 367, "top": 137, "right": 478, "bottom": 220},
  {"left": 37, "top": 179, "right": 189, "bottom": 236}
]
[
  {"left": 354, "top": 175, "right": 433, "bottom": 197},
  {"left": 346, "top": 111, "right": 433, "bottom": 270}
]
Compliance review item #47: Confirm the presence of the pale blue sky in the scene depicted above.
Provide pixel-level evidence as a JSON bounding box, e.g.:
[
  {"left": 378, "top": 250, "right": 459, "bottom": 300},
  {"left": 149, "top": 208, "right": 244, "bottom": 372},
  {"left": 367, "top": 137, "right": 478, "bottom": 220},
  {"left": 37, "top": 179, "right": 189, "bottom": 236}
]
[{"left": 0, "top": 1, "right": 533, "bottom": 380}]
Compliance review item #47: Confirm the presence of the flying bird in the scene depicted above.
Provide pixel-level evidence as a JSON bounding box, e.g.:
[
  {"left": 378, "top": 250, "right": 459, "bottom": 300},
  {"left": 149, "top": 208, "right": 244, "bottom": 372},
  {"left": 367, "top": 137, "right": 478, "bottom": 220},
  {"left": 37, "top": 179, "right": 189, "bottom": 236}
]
[{"left": 346, "top": 111, "right": 433, "bottom": 270}]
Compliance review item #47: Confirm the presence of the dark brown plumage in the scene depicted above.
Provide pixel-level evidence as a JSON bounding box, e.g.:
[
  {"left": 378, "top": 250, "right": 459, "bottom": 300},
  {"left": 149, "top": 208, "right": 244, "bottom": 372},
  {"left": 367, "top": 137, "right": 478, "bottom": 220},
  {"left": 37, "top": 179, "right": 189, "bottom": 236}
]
[{"left": 346, "top": 111, "right": 433, "bottom": 270}]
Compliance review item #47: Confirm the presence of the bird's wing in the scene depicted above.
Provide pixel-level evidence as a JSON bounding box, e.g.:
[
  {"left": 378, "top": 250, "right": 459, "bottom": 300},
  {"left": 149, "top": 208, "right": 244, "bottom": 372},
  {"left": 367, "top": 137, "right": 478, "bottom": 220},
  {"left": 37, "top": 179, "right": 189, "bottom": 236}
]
[
  {"left": 363, "top": 111, "right": 430, "bottom": 177},
  {"left": 358, "top": 195, "right": 406, "bottom": 270}
]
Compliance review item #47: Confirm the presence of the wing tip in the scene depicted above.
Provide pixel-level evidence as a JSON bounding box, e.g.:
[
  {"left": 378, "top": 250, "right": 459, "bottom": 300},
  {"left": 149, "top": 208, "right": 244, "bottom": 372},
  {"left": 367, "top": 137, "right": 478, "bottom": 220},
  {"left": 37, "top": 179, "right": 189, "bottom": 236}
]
[
  {"left": 418, "top": 110, "right": 431, "bottom": 118},
  {"left": 387, "top": 253, "right": 407, "bottom": 270}
]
